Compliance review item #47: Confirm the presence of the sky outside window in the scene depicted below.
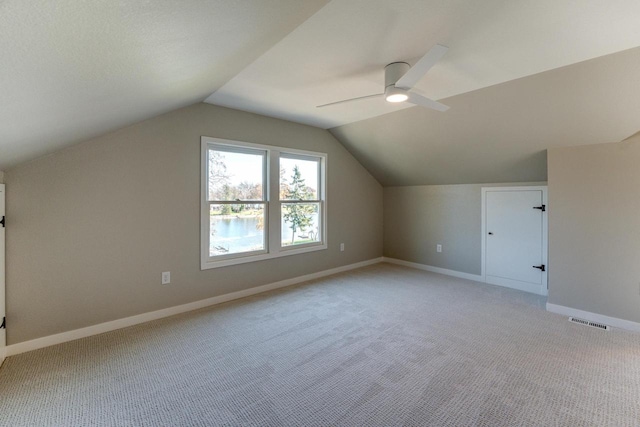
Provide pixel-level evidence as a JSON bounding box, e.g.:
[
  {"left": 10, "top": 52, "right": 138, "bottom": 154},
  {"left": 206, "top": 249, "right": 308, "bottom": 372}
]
[{"left": 280, "top": 157, "right": 319, "bottom": 199}]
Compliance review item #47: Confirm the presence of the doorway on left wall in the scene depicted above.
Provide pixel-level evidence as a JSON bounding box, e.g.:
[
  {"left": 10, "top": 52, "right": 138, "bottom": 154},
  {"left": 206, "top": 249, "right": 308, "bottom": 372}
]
[{"left": 0, "top": 184, "right": 5, "bottom": 366}]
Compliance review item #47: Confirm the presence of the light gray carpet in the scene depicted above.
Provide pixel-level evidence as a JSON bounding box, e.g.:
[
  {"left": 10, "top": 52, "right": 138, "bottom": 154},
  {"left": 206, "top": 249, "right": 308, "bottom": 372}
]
[{"left": 1, "top": 263, "right": 639, "bottom": 426}]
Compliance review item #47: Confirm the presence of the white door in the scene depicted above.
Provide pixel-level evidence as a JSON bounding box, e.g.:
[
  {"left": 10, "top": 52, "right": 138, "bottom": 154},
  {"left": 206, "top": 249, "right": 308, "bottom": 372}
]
[
  {"left": 483, "top": 187, "right": 547, "bottom": 296},
  {"left": 0, "top": 184, "right": 5, "bottom": 365}
]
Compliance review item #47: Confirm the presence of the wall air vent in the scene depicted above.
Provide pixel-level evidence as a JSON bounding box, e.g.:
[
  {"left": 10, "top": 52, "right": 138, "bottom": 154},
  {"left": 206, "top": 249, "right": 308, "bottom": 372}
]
[{"left": 569, "top": 317, "right": 610, "bottom": 331}]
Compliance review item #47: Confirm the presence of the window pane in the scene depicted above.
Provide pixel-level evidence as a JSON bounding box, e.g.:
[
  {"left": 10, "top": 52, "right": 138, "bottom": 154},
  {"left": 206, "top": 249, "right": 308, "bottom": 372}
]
[
  {"left": 280, "top": 157, "right": 319, "bottom": 200},
  {"left": 210, "top": 204, "right": 265, "bottom": 256},
  {"left": 208, "top": 149, "right": 264, "bottom": 201},
  {"left": 281, "top": 202, "right": 320, "bottom": 246}
]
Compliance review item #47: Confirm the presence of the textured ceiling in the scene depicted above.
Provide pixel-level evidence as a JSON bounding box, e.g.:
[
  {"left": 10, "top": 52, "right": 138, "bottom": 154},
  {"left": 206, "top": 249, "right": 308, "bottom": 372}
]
[
  {"left": 0, "top": 0, "right": 328, "bottom": 170},
  {"left": 330, "top": 47, "right": 640, "bottom": 186},
  {"left": 4, "top": 0, "right": 640, "bottom": 186},
  {"left": 206, "top": 0, "right": 640, "bottom": 129}
]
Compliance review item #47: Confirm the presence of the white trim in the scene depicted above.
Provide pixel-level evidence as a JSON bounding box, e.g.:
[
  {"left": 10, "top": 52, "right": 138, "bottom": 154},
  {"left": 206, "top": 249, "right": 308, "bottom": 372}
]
[
  {"left": 200, "top": 136, "right": 328, "bottom": 270},
  {"left": 0, "top": 184, "right": 5, "bottom": 367},
  {"left": 546, "top": 303, "right": 640, "bottom": 333},
  {"left": 5, "top": 258, "right": 383, "bottom": 357},
  {"left": 383, "top": 257, "right": 483, "bottom": 282},
  {"left": 201, "top": 243, "right": 327, "bottom": 269},
  {"left": 481, "top": 186, "right": 548, "bottom": 294},
  {"left": 486, "top": 275, "right": 547, "bottom": 296}
]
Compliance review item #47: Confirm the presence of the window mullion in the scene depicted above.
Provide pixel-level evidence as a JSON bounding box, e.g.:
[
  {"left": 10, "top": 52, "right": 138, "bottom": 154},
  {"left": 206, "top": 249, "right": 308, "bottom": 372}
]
[
  {"left": 268, "top": 150, "right": 280, "bottom": 254},
  {"left": 210, "top": 200, "right": 266, "bottom": 204}
]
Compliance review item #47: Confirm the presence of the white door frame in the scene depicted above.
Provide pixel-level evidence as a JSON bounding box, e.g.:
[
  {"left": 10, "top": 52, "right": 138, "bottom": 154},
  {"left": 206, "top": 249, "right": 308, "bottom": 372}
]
[
  {"left": 0, "top": 183, "right": 5, "bottom": 365},
  {"left": 481, "top": 186, "right": 548, "bottom": 296}
]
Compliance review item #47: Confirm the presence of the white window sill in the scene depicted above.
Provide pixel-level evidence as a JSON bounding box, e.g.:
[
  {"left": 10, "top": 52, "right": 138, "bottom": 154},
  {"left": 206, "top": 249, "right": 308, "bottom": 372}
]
[{"left": 201, "top": 243, "right": 328, "bottom": 270}]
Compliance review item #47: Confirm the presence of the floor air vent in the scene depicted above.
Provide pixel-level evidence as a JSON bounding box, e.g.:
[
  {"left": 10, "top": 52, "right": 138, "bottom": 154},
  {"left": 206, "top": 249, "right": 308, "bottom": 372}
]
[{"left": 569, "top": 317, "right": 610, "bottom": 331}]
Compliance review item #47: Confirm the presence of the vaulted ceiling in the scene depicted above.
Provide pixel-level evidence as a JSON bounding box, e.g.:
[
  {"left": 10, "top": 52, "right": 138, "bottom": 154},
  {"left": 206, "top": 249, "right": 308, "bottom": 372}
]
[
  {"left": 0, "top": 0, "right": 329, "bottom": 169},
  {"left": 3, "top": 0, "right": 640, "bottom": 185},
  {"left": 331, "top": 47, "right": 640, "bottom": 185}
]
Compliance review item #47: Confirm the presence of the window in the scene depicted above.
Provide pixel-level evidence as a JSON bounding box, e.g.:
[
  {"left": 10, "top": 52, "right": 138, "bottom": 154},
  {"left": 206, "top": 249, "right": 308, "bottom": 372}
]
[
  {"left": 201, "top": 137, "right": 327, "bottom": 269},
  {"left": 280, "top": 155, "right": 322, "bottom": 247},
  {"left": 207, "top": 145, "right": 267, "bottom": 258}
]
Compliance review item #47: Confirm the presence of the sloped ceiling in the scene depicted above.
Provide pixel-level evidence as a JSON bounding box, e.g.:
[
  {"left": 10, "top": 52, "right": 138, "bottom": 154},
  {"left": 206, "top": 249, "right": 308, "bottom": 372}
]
[
  {"left": 330, "top": 47, "right": 640, "bottom": 186},
  {"left": 207, "top": 0, "right": 640, "bottom": 129},
  {"left": 0, "top": 0, "right": 328, "bottom": 170},
  {"left": 3, "top": 0, "right": 640, "bottom": 186}
]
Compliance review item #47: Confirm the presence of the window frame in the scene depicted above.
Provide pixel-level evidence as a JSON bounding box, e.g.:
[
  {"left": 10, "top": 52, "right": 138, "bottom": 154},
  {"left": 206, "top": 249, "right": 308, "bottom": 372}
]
[
  {"left": 279, "top": 152, "right": 324, "bottom": 251},
  {"left": 206, "top": 143, "right": 269, "bottom": 261},
  {"left": 201, "top": 137, "right": 327, "bottom": 270}
]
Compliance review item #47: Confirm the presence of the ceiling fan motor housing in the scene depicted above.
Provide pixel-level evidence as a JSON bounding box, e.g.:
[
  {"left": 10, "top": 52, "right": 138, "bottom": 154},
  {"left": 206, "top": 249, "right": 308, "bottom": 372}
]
[{"left": 385, "top": 62, "right": 410, "bottom": 88}]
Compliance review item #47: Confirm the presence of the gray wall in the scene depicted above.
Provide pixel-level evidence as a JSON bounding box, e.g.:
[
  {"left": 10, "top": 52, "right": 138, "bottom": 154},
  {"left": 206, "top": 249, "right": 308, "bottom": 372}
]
[
  {"left": 384, "top": 182, "right": 546, "bottom": 275},
  {"left": 5, "top": 103, "right": 383, "bottom": 344},
  {"left": 548, "top": 140, "right": 640, "bottom": 323},
  {"left": 0, "top": 171, "right": 4, "bottom": 183}
]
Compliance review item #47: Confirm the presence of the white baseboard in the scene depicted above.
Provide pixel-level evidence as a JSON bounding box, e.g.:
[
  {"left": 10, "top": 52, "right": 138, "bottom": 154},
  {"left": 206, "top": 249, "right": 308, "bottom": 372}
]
[
  {"left": 383, "top": 257, "right": 483, "bottom": 282},
  {"left": 6, "top": 257, "right": 383, "bottom": 357},
  {"left": 486, "top": 275, "right": 548, "bottom": 296},
  {"left": 546, "top": 303, "right": 640, "bottom": 333}
]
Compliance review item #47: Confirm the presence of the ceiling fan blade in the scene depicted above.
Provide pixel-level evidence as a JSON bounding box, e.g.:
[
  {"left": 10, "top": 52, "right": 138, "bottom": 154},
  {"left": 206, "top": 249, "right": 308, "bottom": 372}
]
[
  {"left": 316, "top": 93, "right": 382, "bottom": 108},
  {"left": 395, "top": 44, "right": 448, "bottom": 90},
  {"left": 406, "top": 92, "right": 449, "bottom": 112},
  {"left": 621, "top": 130, "right": 640, "bottom": 142}
]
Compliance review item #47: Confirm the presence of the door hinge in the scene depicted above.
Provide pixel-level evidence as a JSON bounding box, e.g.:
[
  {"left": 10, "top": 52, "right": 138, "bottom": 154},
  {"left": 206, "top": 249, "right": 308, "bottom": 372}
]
[
  {"left": 0, "top": 215, "right": 4, "bottom": 227},
  {"left": 533, "top": 264, "right": 546, "bottom": 272},
  {"left": 533, "top": 204, "right": 546, "bottom": 212},
  {"left": 0, "top": 317, "right": 5, "bottom": 329}
]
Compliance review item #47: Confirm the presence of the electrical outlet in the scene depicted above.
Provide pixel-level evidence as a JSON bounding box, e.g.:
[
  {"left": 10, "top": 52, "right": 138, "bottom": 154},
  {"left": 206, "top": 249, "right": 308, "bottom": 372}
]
[
  {"left": 340, "top": 243, "right": 345, "bottom": 252},
  {"left": 162, "top": 271, "right": 171, "bottom": 285},
  {"left": 436, "top": 244, "right": 442, "bottom": 253}
]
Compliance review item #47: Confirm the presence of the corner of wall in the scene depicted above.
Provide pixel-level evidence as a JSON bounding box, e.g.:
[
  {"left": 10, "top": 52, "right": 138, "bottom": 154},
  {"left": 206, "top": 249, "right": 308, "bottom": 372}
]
[
  {"left": 5, "top": 104, "right": 385, "bottom": 345},
  {"left": 383, "top": 182, "right": 547, "bottom": 276},
  {"left": 547, "top": 141, "right": 640, "bottom": 325}
]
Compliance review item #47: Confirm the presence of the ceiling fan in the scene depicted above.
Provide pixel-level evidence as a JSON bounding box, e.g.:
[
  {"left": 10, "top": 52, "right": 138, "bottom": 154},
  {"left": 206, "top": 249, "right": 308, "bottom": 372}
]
[{"left": 317, "top": 44, "right": 449, "bottom": 112}]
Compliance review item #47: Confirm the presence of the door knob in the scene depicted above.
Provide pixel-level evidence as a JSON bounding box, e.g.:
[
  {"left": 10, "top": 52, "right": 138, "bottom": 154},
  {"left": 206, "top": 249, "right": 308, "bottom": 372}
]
[{"left": 488, "top": 232, "right": 493, "bottom": 235}]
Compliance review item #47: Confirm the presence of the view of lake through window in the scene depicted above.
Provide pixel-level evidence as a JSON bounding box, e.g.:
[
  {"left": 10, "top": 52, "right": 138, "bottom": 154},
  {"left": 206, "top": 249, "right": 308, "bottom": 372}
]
[
  {"left": 208, "top": 148, "right": 266, "bottom": 256},
  {"left": 202, "top": 137, "right": 326, "bottom": 269}
]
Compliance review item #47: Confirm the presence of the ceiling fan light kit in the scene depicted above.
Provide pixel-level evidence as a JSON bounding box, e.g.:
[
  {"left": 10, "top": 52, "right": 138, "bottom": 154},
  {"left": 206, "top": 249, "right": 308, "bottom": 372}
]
[
  {"left": 385, "top": 87, "right": 409, "bottom": 103},
  {"left": 317, "top": 44, "right": 450, "bottom": 111}
]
